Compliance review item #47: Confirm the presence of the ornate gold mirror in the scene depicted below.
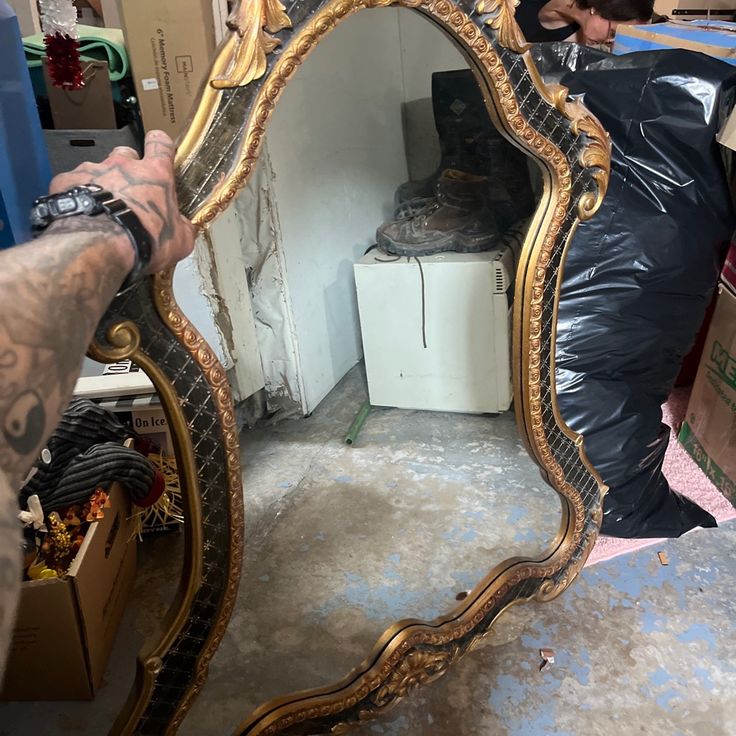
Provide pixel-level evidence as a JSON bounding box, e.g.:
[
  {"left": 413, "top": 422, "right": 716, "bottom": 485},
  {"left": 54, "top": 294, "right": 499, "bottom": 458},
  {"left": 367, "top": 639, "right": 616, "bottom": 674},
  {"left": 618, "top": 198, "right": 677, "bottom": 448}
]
[{"left": 55, "top": 0, "right": 610, "bottom": 732}]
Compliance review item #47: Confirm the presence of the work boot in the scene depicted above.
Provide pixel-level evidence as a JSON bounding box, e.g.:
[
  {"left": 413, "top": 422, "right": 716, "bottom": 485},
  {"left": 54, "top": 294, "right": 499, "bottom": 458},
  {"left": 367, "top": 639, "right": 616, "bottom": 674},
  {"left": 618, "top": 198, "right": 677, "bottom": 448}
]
[
  {"left": 378, "top": 169, "right": 500, "bottom": 257},
  {"left": 393, "top": 194, "right": 435, "bottom": 221},
  {"left": 395, "top": 70, "right": 535, "bottom": 229},
  {"left": 395, "top": 70, "right": 492, "bottom": 207},
  {"left": 479, "top": 130, "right": 536, "bottom": 230}
]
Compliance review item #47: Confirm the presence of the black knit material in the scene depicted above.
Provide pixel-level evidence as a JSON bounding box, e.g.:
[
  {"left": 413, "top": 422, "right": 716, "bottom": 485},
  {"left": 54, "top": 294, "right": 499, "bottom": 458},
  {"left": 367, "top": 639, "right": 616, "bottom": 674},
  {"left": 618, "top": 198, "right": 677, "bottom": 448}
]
[{"left": 19, "top": 399, "right": 154, "bottom": 512}]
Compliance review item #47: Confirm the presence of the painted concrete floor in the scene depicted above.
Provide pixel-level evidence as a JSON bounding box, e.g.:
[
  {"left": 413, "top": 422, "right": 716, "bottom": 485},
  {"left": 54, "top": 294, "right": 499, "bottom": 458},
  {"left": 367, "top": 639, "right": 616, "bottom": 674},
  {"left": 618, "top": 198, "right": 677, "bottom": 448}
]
[{"left": 2, "top": 365, "right": 736, "bottom": 735}]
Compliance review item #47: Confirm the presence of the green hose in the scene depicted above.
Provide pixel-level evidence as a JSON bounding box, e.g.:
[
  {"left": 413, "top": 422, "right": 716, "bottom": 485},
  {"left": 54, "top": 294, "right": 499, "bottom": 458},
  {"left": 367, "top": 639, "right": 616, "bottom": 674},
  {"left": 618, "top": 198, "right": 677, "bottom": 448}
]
[{"left": 345, "top": 400, "right": 371, "bottom": 445}]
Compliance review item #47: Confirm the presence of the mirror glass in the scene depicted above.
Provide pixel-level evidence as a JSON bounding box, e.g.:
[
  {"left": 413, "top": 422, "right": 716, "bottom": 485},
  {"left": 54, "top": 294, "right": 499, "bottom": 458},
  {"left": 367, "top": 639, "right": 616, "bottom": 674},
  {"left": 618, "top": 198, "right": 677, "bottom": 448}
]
[{"left": 179, "top": 8, "right": 557, "bottom": 732}]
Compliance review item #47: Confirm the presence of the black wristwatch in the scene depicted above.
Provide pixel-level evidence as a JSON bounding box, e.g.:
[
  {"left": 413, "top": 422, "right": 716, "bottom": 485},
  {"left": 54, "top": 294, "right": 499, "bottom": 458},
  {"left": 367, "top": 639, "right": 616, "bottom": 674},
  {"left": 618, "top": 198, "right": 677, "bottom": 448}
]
[{"left": 30, "top": 184, "right": 153, "bottom": 295}]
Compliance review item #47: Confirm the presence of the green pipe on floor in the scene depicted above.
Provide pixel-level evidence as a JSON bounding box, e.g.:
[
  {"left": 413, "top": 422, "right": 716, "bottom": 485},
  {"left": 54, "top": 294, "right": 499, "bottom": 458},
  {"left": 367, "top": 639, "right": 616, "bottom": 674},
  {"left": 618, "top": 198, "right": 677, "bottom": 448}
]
[{"left": 345, "top": 400, "right": 371, "bottom": 446}]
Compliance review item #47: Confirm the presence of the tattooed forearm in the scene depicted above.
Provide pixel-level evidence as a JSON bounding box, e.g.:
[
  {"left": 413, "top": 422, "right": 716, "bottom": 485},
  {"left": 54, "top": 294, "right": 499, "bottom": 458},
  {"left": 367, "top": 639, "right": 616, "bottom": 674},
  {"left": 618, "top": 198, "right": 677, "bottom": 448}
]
[
  {"left": 0, "top": 224, "right": 131, "bottom": 489},
  {"left": 0, "top": 220, "right": 132, "bottom": 680},
  {"left": 3, "top": 391, "right": 45, "bottom": 455}
]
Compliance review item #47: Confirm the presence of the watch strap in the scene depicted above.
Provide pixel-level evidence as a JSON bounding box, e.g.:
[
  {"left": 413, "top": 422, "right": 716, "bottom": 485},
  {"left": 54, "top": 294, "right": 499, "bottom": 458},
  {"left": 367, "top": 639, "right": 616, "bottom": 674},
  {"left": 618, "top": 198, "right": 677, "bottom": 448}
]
[{"left": 97, "top": 192, "right": 153, "bottom": 295}]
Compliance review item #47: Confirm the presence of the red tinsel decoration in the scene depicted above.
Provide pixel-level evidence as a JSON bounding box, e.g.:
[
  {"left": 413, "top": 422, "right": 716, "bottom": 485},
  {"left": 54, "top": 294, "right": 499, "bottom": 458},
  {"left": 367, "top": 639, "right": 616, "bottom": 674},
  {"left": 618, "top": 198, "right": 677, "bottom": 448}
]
[{"left": 44, "top": 32, "right": 84, "bottom": 90}]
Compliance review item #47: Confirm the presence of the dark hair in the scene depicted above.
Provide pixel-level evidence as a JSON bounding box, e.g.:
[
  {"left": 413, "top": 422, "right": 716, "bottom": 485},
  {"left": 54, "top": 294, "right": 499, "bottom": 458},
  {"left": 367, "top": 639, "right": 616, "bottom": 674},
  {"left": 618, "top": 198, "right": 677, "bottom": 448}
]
[{"left": 578, "top": 0, "right": 653, "bottom": 21}]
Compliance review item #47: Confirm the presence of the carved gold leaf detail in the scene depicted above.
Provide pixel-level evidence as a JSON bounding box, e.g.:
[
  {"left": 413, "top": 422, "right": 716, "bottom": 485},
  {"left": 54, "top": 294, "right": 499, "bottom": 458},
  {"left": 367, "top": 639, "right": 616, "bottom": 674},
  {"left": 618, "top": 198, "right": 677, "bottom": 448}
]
[
  {"left": 373, "top": 649, "right": 456, "bottom": 706},
  {"left": 536, "top": 529, "right": 596, "bottom": 601},
  {"left": 211, "top": 0, "right": 293, "bottom": 89},
  {"left": 88, "top": 319, "right": 141, "bottom": 362},
  {"left": 475, "top": 0, "right": 529, "bottom": 54},
  {"left": 542, "top": 83, "right": 611, "bottom": 220}
]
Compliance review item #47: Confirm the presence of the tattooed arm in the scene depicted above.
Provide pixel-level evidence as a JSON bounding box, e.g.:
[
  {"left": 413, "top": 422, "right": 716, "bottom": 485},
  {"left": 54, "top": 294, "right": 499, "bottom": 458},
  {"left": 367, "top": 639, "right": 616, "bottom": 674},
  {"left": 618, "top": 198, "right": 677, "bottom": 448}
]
[{"left": 0, "top": 130, "right": 194, "bottom": 676}]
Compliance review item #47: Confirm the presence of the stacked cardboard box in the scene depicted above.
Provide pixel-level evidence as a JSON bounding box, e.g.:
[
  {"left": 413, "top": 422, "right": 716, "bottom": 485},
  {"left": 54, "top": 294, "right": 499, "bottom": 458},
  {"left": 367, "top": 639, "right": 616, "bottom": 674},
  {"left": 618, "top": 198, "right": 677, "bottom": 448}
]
[{"left": 679, "top": 242, "right": 736, "bottom": 505}]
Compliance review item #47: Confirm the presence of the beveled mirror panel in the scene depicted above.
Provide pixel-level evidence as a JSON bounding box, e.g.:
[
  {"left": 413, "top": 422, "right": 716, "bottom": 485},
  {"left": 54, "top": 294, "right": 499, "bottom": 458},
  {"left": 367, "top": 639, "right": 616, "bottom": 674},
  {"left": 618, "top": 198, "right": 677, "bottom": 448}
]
[{"left": 59, "top": 0, "right": 609, "bottom": 732}]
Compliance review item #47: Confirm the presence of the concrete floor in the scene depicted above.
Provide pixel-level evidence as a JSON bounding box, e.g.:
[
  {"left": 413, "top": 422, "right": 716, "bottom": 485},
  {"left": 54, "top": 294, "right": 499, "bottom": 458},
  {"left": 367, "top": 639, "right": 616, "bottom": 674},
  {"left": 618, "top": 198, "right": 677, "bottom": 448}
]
[{"left": 2, "top": 365, "right": 735, "bottom": 735}]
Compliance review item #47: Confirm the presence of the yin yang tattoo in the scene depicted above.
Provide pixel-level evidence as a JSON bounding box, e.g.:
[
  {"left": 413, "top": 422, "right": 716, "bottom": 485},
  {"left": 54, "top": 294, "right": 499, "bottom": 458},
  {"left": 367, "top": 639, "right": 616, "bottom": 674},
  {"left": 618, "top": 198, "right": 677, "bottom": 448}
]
[{"left": 2, "top": 390, "right": 45, "bottom": 455}]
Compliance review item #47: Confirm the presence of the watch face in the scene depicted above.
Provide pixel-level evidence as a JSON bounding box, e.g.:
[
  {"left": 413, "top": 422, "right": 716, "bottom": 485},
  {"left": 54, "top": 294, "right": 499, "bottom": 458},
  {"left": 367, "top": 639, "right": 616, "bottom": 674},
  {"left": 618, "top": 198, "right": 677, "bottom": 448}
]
[{"left": 56, "top": 197, "right": 77, "bottom": 214}]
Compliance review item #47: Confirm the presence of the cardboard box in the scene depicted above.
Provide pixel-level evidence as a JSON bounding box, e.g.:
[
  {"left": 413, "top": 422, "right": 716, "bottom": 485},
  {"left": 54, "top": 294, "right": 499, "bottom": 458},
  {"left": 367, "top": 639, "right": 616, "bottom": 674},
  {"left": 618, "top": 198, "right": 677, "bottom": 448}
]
[
  {"left": 74, "top": 357, "right": 155, "bottom": 400},
  {"left": 131, "top": 405, "right": 173, "bottom": 455},
  {"left": 73, "top": 358, "right": 170, "bottom": 455},
  {"left": 74, "top": 0, "right": 105, "bottom": 27},
  {"left": 723, "top": 239, "right": 736, "bottom": 291},
  {"left": 119, "top": 0, "right": 215, "bottom": 138},
  {"left": 717, "top": 106, "right": 736, "bottom": 152},
  {"left": 1, "top": 484, "right": 137, "bottom": 700},
  {"left": 654, "top": 0, "right": 735, "bottom": 21},
  {"left": 44, "top": 124, "right": 140, "bottom": 176},
  {"left": 614, "top": 19, "right": 736, "bottom": 63},
  {"left": 679, "top": 283, "right": 736, "bottom": 505}
]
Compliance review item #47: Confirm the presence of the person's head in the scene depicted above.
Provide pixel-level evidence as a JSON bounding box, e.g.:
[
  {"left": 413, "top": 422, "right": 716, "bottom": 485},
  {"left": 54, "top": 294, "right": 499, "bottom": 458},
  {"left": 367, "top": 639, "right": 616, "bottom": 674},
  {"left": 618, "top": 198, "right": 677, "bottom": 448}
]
[{"left": 575, "top": 0, "right": 653, "bottom": 44}]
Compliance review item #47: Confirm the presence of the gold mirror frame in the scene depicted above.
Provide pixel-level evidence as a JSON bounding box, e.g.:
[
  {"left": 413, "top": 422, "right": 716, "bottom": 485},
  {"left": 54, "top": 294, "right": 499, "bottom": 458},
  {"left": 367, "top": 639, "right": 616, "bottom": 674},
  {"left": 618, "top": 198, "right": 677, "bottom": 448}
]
[{"left": 90, "top": 0, "right": 611, "bottom": 733}]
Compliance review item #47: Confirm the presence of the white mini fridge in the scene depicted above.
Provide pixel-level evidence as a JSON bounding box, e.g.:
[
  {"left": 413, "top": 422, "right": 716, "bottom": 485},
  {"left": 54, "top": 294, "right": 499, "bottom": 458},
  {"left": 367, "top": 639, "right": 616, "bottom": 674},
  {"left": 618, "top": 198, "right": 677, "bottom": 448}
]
[{"left": 354, "top": 246, "right": 515, "bottom": 414}]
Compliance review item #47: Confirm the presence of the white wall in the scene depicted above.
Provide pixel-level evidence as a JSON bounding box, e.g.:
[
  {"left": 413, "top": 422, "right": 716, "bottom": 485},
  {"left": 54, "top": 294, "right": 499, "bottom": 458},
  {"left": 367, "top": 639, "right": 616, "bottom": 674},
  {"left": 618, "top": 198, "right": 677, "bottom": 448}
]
[
  {"left": 397, "top": 11, "right": 465, "bottom": 101},
  {"left": 265, "top": 8, "right": 410, "bottom": 414},
  {"left": 172, "top": 192, "right": 271, "bottom": 408}
]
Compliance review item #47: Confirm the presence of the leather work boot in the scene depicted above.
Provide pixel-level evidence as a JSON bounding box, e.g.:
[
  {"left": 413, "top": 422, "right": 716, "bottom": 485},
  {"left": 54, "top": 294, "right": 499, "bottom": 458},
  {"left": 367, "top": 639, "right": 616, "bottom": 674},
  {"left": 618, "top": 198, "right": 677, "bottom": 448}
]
[
  {"left": 377, "top": 169, "right": 500, "bottom": 257},
  {"left": 394, "top": 70, "right": 535, "bottom": 230},
  {"left": 395, "top": 70, "right": 493, "bottom": 207},
  {"left": 393, "top": 194, "right": 435, "bottom": 221}
]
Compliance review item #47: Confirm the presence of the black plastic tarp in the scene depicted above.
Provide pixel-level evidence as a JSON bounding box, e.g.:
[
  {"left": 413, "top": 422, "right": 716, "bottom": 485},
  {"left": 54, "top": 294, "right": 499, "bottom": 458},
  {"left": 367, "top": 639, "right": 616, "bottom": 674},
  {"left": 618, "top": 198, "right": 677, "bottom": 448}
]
[{"left": 532, "top": 44, "right": 736, "bottom": 537}]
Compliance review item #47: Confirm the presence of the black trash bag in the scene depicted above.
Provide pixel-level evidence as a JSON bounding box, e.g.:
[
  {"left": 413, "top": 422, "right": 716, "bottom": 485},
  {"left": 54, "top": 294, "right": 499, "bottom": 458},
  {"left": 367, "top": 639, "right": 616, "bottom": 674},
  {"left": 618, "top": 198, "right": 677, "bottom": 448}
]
[{"left": 531, "top": 44, "right": 736, "bottom": 538}]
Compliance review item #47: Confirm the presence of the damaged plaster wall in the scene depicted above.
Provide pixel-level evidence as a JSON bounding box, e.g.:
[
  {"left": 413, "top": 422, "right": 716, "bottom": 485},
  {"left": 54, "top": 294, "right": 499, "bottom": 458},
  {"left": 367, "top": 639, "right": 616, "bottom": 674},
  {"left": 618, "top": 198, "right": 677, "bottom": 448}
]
[
  {"left": 263, "top": 8, "right": 410, "bottom": 414},
  {"left": 173, "top": 209, "right": 268, "bottom": 413},
  {"left": 230, "top": 147, "right": 305, "bottom": 419},
  {"left": 177, "top": 144, "right": 306, "bottom": 422},
  {"left": 197, "top": 209, "right": 266, "bottom": 405}
]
